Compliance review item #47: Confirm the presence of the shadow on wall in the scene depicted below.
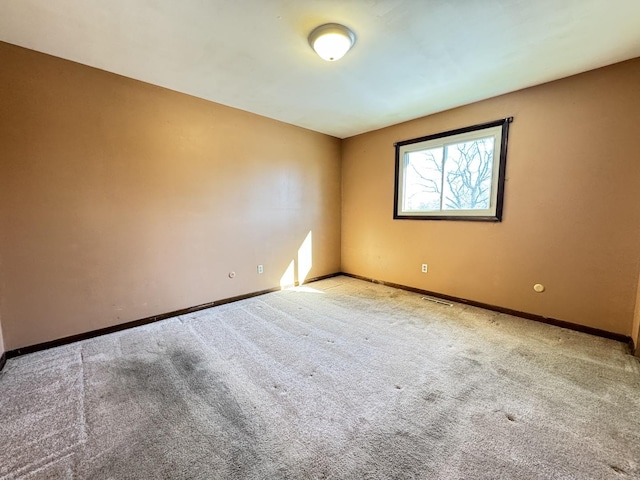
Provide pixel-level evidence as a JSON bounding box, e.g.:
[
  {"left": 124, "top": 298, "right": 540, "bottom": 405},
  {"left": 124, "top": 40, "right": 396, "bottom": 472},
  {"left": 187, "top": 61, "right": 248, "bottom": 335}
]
[{"left": 280, "top": 231, "right": 312, "bottom": 288}]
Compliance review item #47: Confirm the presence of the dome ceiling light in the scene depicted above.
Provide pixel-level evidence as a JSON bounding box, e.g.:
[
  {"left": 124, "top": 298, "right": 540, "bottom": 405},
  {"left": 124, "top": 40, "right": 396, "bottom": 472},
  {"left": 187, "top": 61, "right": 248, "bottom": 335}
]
[{"left": 308, "top": 23, "right": 356, "bottom": 62}]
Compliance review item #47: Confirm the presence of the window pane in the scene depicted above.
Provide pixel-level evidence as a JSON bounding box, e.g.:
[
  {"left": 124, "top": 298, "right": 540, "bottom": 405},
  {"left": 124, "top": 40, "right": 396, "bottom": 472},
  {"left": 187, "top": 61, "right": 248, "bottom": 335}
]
[
  {"left": 442, "top": 137, "right": 494, "bottom": 210},
  {"left": 403, "top": 147, "right": 443, "bottom": 211}
]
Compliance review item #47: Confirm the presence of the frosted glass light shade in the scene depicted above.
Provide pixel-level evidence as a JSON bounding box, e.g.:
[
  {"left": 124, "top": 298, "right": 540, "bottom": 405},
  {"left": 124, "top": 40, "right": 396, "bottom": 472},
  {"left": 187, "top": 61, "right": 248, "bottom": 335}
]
[{"left": 308, "top": 23, "right": 356, "bottom": 61}]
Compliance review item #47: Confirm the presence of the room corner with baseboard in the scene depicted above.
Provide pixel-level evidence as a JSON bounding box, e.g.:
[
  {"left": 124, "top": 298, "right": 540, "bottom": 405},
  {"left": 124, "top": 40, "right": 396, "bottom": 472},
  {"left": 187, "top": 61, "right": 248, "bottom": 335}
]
[
  {"left": 341, "top": 58, "right": 640, "bottom": 346},
  {"left": 0, "top": 41, "right": 342, "bottom": 354},
  {"left": 632, "top": 270, "right": 640, "bottom": 357},
  {"left": 0, "top": 317, "right": 5, "bottom": 372}
]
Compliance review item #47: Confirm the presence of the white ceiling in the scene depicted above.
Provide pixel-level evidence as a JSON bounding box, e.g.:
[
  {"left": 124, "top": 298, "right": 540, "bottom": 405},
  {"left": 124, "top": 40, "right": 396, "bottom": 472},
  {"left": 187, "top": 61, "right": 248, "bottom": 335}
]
[{"left": 1, "top": 1, "right": 639, "bottom": 138}]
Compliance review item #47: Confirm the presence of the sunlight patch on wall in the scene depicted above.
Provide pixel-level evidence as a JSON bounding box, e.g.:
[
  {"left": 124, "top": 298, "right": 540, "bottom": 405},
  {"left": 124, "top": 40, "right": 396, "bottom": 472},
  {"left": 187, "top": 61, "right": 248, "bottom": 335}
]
[
  {"left": 280, "top": 231, "right": 313, "bottom": 290},
  {"left": 297, "top": 231, "right": 313, "bottom": 285},
  {"left": 280, "top": 260, "right": 295, "bottom": 289}
]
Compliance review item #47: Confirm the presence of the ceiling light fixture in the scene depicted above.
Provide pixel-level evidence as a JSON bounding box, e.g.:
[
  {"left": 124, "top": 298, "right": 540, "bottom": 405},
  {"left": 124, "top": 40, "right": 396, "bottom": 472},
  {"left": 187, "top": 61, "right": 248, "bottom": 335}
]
[{"left": 308, "top": 23, "right": 356, "bottom": 62}]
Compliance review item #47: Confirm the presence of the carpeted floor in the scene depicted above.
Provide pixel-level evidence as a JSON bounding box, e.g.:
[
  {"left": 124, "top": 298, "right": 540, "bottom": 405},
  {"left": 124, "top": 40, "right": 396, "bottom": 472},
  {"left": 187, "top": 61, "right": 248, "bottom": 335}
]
[{"left": 1, "top": 275, "right": 639, "bottom": 479}]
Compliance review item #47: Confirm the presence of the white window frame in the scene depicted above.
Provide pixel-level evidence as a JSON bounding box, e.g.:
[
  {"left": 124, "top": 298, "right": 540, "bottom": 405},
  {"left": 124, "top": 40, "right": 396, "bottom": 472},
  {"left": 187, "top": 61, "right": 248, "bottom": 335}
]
[{"left": 393, "top": 117, "right": 512, "bottom": 221}]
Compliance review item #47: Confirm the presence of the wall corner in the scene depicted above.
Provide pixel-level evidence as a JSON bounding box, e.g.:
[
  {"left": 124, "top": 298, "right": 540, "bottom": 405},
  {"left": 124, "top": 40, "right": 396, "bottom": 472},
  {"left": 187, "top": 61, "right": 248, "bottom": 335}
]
[{"left": 632, "top": 269, "right": 640, "bottom": 357}]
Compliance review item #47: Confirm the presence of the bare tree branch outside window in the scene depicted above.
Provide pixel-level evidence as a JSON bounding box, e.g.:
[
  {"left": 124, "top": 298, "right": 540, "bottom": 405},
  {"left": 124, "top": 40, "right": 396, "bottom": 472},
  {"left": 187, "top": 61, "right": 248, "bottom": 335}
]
[{"left": 404, "top": 138, "right": 494, "bottom": 211}]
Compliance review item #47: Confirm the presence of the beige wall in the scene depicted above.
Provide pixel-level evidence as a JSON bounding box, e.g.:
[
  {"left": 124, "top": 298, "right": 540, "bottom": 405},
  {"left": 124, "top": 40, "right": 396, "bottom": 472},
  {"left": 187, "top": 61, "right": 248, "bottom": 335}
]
[
  {"left": 342, "top": 58, "right": 640, "bottom": 336},
  {"left": 2, "top": 40, "right": 639, "bottom": 351},
  {"left": 0, "top": 42, "right": 342, "bottom": 351}
]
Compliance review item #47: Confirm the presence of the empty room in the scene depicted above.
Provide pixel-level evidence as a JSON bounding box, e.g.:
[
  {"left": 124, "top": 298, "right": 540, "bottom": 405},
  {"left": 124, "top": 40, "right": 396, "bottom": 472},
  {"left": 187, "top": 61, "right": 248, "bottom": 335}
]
[{"left": 1, "top": 1, "right": 640, "bottom": 479}]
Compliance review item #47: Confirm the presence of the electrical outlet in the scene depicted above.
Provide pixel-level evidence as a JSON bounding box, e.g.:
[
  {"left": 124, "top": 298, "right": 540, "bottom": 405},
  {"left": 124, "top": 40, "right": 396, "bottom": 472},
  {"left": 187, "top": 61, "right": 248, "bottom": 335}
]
[
  {"left": 421, "top": 264, "right": 428, "bottom": 273},
  {"left": 257, "top": 264, "right": 264, "bottom": 274}
]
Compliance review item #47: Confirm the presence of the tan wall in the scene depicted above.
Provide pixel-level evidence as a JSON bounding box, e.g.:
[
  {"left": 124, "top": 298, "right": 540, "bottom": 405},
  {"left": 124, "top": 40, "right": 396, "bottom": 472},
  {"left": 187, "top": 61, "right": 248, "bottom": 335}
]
[
  {"left": 342, "top": 58, "right": 640, "bottom": 336},
  {"left": 0, "top": 42, "right": 342, "bottom": 351},
  {"left": 633, "top": 271, "right": 640, "bottom": 354}
]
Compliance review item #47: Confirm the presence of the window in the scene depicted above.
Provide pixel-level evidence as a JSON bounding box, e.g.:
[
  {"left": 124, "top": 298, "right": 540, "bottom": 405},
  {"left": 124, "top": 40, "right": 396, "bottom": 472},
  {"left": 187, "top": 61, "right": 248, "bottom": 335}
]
[{"left": 394, "top": 117, "right": 512, "bottom": 221}]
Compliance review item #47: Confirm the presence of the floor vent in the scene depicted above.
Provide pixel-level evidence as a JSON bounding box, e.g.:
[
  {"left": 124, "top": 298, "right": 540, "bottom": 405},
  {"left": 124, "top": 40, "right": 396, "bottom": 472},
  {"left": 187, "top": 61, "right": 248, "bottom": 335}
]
[{"left": 421, "top": 296, "right": 453, "bottom": 307}]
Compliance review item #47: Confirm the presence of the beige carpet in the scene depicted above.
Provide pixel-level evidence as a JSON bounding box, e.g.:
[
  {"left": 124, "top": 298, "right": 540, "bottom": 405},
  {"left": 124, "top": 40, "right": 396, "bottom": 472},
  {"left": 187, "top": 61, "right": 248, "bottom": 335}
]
[{"left": 1, "top": 275, "right": 639, "bottom": 479}]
